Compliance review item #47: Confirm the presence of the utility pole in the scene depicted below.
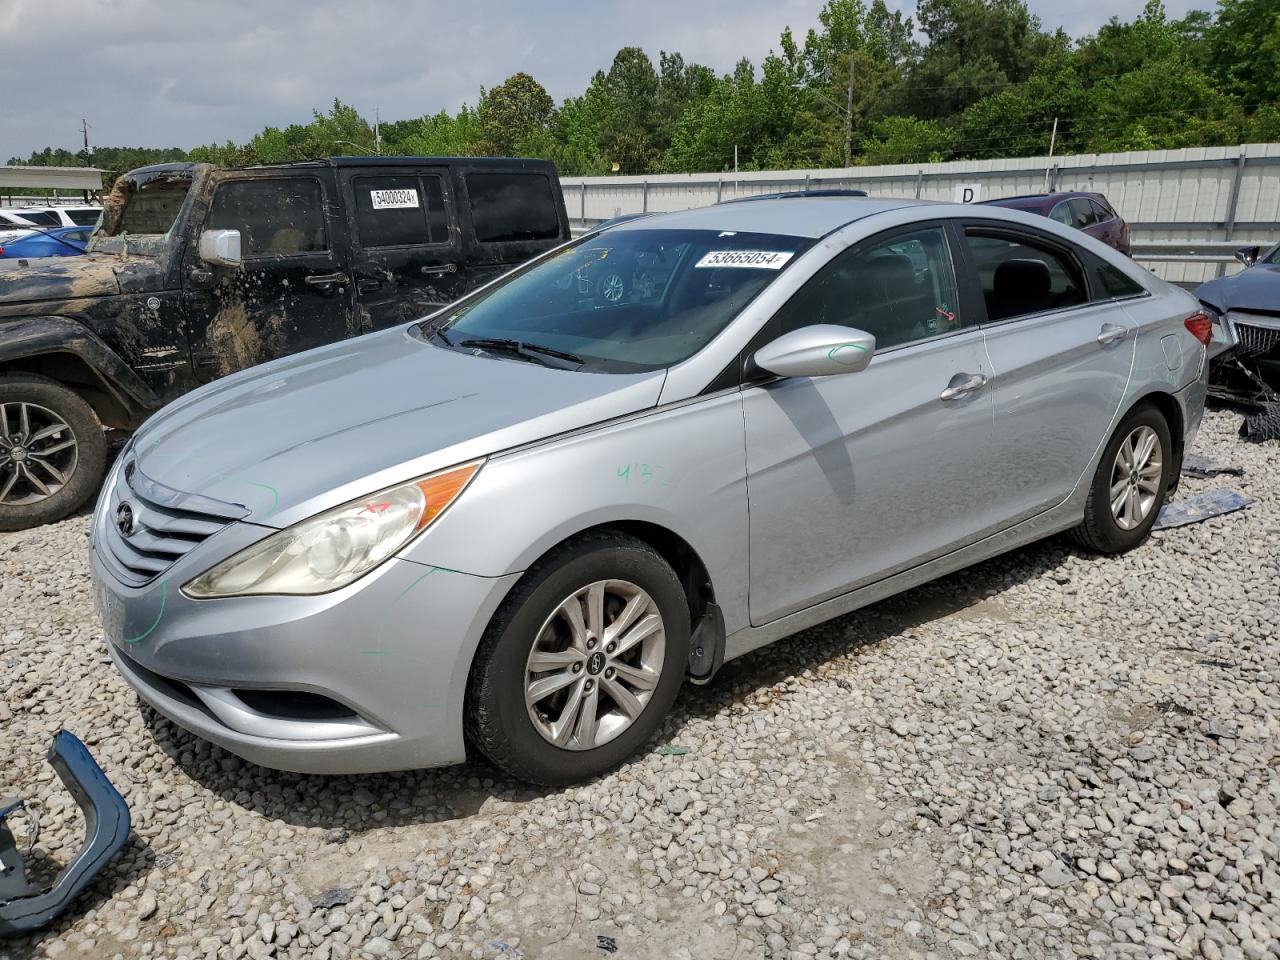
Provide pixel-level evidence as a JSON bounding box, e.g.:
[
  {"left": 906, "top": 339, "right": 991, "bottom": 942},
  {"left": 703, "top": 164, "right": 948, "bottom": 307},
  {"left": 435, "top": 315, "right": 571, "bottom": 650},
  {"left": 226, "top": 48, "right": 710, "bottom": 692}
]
[
  {"left": 374, "top": 108, "right": 381, "bottom": 156},
  {"left": 845, "top": 57, "right": 854, "bottom": 168},
  {"left": 1043, "top": 116, "right": 1059, "bottom": 191},
  {"left": 81, "top": 119, "right": 93, "bottom": 201}
]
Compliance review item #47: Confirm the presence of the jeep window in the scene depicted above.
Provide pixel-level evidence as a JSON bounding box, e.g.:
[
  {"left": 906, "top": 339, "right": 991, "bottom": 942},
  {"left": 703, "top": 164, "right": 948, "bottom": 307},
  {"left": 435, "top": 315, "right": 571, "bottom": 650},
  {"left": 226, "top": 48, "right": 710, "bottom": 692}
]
[
  {"left": 93, "top": 174, "right": 192, "bottom": 254},
  {"left": 206, "top": 179, "right": 328, "bottom": 257},
  {"left": 352, "top": 174, "right": 449, "bottom": 247},
  {"left": 466, "top": 173, "right": 560, "bottom": 243},
  {"left": 426, "top": 228, "right": 812, "bottom": 373}
]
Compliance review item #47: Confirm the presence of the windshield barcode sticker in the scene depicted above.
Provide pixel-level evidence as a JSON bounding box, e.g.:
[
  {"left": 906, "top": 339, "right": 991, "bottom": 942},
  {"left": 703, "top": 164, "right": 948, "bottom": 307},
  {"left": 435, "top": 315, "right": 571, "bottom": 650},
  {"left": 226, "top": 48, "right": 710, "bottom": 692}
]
[
  {"left": 370, "top": 188, "right": 419, "bottom": 210},
  {"left": 695, "top": 250, "right": 793, "bottom": 269}
]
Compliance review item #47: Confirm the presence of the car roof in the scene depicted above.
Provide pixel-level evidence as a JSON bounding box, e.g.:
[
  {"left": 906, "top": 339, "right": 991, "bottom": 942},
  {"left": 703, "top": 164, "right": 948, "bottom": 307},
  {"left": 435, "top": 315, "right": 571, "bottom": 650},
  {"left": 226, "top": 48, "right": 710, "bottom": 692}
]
[
  {"left": 605, "top": 196, "right": 931, "bottom": 239},
  {"left": 983, "top": 191, "right": 1102, "bottom": 210}
]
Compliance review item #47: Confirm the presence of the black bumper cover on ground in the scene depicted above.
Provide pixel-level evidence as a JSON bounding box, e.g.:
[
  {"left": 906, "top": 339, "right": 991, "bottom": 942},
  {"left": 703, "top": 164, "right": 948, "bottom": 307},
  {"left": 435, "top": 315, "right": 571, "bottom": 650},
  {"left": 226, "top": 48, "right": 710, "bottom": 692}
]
[{"left": 0, "top": 730, "right": 131, "bottom": 938}]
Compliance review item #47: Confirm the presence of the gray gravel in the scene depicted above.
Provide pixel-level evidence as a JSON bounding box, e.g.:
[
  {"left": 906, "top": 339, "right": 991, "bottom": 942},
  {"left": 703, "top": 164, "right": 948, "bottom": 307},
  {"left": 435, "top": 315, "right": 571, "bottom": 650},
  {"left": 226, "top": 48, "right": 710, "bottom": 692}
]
[{"left": 2, "top": 408, "right": 1277, "bottom": 960}]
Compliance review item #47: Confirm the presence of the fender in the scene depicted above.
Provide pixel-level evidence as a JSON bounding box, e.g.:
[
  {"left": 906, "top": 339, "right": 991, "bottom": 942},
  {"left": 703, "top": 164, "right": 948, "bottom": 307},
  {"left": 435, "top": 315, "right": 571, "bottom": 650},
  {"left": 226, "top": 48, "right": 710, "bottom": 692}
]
[{"left": 0, "top": 315, "right": 158, "bottom": 418}]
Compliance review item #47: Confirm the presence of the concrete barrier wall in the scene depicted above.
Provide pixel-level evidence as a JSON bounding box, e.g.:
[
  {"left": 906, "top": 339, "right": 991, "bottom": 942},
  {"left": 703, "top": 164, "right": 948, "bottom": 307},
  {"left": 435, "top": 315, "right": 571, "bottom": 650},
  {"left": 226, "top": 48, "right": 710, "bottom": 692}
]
[{"left": 561, "top": 143, "right": 1280, "bottom": 284}]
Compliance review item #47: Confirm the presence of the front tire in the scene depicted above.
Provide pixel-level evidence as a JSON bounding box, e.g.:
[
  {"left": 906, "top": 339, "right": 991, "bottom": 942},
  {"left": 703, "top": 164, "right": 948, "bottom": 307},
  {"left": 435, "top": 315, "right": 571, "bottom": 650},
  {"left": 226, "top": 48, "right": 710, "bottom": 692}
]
[
  {"left": 0, "top": 374, "right": 107, "bottom": 531},
  {"left": 465, "top": 531, "right": 688, "bottom": 785},
  {"left": 1071, "top": 403, "right": 1173, "bottom": 554}
]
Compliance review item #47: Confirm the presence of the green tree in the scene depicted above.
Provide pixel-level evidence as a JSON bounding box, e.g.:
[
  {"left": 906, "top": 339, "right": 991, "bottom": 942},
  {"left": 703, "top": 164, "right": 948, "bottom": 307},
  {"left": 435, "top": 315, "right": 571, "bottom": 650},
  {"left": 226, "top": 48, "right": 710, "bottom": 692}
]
[
  {"left": 1205, "top": 0, "right": 1280, "bottom": 103},
  {"left": 477, "top": 73, "right": 556, "bottom": 156}
]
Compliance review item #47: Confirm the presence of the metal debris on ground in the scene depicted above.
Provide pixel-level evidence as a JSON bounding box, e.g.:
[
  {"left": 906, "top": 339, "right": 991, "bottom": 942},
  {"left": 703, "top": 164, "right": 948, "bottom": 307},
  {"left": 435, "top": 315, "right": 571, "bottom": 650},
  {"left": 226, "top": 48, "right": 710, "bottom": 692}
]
[
  {"left": 0, "top": 731, "right": 131, "bottom": 938},
  {"left": 656, "top": 744, "right": 690, "bottom": 756},
  {"left": 597, "top": 935, "right": 618, "bottom": 953},
  {"left": 1181, "top": 453, "right": 1245, "bottom": 478},
  {"left": 1240, "top": 403, "right": 1280, "bottom": 443},
  {"left": 311, "top": 888, "right": 355, "bottom": 910},
  {"left": 1153, "top": 488, "right": 1251, "bottom": 530}
]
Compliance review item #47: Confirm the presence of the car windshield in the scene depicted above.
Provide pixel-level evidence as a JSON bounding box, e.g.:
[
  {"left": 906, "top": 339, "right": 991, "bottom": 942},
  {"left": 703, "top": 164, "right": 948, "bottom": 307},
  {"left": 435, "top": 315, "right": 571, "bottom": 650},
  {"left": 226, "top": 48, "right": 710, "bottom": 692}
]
[
  {"left": 426, "top": 228, "right": 813, "bottom": 373},
  {"left": 89, "top": 172, "right": 193, "bottom": 255}
]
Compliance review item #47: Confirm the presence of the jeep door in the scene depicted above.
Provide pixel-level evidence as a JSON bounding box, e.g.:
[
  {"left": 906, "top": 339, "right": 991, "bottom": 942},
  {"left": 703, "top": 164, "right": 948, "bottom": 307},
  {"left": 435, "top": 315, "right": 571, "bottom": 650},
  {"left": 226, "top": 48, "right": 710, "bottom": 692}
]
[
  {"left": 341, "top": 166, "right": 467, "bottom": 331},
  {"left": 183, "top": 171, "right": 357, "bottom": 383}
]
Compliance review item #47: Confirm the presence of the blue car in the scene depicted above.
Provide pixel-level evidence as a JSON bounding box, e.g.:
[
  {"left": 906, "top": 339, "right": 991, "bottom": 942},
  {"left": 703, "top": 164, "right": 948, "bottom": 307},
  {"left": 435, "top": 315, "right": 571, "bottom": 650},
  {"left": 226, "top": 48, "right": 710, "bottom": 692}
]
[{"left": 0, "top": 225, "right": 92, "bottom": 259}]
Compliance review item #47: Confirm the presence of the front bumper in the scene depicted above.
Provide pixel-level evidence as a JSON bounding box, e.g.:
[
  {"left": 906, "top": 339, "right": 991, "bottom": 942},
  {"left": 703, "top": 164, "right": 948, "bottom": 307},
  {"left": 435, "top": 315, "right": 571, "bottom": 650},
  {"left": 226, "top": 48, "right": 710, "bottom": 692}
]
[{"left": 92, "top": 522, "right": 519, "bottom": 775}]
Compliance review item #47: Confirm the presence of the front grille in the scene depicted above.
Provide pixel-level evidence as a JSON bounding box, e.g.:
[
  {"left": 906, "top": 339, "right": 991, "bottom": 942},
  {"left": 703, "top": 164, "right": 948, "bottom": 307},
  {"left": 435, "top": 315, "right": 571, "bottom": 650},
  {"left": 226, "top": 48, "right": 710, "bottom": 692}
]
[
  {"left": 1233, "top": 320, "right": 1280, "bottom": 358},
  {"left": 101, "top": 458, "right": 247, "bottom": 586}
]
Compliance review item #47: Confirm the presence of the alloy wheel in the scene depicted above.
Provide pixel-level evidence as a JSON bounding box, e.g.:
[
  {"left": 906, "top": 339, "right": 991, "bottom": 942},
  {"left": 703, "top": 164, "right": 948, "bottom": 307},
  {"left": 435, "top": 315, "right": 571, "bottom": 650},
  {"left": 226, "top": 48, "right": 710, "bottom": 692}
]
[
  {"left": 1109, "top": 424, "right": 1162, "bottom": 530},
  {"left": 524, "top": 579, "right": 666, "bottom": 751},
  {"left": 0, "top": 401, "right": 79, "bottom": 506}
]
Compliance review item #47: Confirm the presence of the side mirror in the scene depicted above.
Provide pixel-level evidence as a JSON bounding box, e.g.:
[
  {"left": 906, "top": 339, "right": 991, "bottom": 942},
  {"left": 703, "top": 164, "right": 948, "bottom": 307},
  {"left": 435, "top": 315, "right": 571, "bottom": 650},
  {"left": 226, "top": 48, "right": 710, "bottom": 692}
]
[
  {"left": 198, "top": 228, "right": 242, "bottom": 267},
  {"left": 1235, "top": 245, "right": 1261, "bottom": 267},
  {"left": 753, "top": 324, "right": 876, "bottom": 379}
]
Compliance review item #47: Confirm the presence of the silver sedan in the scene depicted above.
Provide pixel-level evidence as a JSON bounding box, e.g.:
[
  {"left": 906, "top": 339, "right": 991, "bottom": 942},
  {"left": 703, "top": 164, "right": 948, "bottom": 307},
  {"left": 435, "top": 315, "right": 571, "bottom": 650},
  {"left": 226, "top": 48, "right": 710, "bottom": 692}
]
[{"left": 91, "top": 197, "right": 1210, "bottom": 784}]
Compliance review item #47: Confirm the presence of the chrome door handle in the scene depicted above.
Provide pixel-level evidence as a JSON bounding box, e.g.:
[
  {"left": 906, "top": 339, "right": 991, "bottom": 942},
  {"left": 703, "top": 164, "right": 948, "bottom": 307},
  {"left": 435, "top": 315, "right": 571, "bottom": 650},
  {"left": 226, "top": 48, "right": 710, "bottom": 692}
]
[
  {"left": 940, "top": 372, "right": 988, "bottom": 401},
  {"left": 1097, "top": 323, "right": 1129, "bottom": 345},
  {"left": 420, "top": 263, "right": 458, "bottom": 276}
]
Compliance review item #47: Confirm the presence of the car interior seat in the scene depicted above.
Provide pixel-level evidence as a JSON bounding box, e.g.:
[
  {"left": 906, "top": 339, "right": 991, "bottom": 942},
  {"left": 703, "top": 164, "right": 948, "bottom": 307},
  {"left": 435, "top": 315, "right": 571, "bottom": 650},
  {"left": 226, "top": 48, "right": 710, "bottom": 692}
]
[{"left": 989, "top": 258, "right": 1052, "bottom": 320}]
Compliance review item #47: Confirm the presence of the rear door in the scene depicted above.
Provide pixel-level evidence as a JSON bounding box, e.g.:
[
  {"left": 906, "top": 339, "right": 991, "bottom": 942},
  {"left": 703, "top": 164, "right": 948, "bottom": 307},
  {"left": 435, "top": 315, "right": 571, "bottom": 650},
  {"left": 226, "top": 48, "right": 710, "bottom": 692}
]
[
  {"left": 341, "top": 166, "right": 467, "bottom": 332},
  {"left": 455, "top": 166, "right": 569, "bottom": 290},
  {"left": 958, "top": 224, "right": 1136, "bottom": 523},
  {"left": 184, "top": 170, "right": 357, "bottom": 382}
]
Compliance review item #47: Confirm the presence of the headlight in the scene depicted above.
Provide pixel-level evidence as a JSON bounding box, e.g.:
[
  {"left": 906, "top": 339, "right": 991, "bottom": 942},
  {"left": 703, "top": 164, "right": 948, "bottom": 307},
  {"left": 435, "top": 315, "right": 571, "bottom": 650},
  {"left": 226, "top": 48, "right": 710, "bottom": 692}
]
[{"left": 183, "top": 460, "right": 482, "bottom": 598}]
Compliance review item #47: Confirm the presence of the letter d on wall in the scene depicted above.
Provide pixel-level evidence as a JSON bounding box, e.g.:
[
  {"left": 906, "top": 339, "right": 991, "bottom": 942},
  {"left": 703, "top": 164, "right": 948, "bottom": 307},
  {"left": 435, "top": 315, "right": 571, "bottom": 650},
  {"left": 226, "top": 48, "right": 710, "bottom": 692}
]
[{"left": 953, "top": 183, "right": 982, "bottom": 204}]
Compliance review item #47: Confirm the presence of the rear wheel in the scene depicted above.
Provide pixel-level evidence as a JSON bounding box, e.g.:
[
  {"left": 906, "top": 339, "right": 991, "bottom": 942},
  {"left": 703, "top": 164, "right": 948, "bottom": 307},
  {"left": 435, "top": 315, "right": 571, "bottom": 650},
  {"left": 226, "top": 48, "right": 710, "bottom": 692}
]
[
  {"left": 1071, "top": 403, "right": 1172, "bottom": 554},
  {"left": 0, "top": 375, "right": 107, "bottom": 531},
  {"left": 466, "top": 531, "right": 688, "bottom": 785}
]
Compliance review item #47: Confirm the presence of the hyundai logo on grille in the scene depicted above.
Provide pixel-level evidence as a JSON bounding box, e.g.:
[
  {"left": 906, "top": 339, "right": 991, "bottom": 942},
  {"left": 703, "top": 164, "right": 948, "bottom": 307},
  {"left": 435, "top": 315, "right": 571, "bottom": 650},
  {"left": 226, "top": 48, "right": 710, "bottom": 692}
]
[{"left": 115, "top": 503, "right": 135, "bottom": 537}]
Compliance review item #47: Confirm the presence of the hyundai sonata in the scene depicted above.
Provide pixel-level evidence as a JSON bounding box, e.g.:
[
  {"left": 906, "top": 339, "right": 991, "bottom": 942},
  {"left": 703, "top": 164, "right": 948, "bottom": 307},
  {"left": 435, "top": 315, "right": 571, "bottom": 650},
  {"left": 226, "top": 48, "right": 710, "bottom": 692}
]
[{"left": 92, "top": 197, "right": 1210, "bottom": 784}]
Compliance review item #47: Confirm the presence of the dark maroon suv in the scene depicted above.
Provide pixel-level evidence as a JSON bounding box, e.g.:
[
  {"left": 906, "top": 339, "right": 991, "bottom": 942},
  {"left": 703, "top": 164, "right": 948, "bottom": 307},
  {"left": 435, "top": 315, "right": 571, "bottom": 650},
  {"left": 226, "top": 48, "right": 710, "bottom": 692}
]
[{"left": 982, "top": 191, "right": 1131, "bottom": 256}]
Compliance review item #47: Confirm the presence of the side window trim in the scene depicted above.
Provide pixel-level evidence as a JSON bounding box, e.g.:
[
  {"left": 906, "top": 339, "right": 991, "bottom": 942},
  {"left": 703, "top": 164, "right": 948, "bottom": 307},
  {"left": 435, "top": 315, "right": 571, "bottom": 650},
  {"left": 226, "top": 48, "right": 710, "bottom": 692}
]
[
  {"left": 959, "top": 221, "right": 1098, "bottom": 327},
  {"left": 208, "top": 175, "right": 331, "bottom": 260}
]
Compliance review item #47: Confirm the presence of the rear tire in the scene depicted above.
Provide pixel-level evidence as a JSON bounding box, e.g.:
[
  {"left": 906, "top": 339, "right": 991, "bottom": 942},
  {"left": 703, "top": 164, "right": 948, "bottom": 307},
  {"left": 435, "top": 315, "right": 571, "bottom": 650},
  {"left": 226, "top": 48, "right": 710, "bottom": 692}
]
[
  {"left": 465, "top": 531, "right": 688, "bottom": 785},
  {"left": 1070, "top": 403, "right": 1173, "bottom": 554},
  {"left": 0, "top": 374, "right": 107, "bottom": 531}
]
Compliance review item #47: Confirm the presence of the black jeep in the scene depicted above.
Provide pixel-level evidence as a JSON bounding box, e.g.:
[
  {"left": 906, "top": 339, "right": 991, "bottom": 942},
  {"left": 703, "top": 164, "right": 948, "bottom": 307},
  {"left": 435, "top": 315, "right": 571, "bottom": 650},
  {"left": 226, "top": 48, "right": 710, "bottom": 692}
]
[{"left": 0, "top": 156, "right": 570, "bottom": 529}]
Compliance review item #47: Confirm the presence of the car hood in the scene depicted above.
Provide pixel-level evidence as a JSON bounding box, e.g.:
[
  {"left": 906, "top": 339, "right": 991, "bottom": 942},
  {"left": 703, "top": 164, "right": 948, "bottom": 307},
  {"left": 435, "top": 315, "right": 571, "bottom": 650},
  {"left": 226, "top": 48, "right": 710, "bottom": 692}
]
[
  {"left": 1197, "top": 263, "right": 1280, "bottom": 314},
  {"left": 0, "top": 252, "right": 161, "bottom": 303},
  {"left": 131, "top": 325, "right": 667, "bottom": 527}
]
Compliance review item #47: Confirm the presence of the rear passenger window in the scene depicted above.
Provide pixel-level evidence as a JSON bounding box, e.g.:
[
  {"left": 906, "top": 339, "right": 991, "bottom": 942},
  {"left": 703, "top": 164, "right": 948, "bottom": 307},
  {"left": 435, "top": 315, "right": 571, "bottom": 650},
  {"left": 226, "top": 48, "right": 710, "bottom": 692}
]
[
  {"left": 207, "top": 179, "right": 328, "bottom": 257},
  {"left": 67, "top": 208, "right": 102, "bottom": 226},
  {"left": 1084, "top": 252, "right": 1147, "bottom": 300},
  {"left": 18, "top": 210, "right": 61, "bottom": 226},
  {"left": 1089, "top": 199, "right": 1113, "bottom": 222},
  {"left": 466, "top": 173, "right": 560, "bottom": 243},
  {"left": 965, "top": 231, "right": 1088, "bottom": 322},
  {"left": 353, "top": 175, "right": 449, "bottom": 247},
  {"left": 1069, "top": 198, "right": 1099, "bottom": 227}
]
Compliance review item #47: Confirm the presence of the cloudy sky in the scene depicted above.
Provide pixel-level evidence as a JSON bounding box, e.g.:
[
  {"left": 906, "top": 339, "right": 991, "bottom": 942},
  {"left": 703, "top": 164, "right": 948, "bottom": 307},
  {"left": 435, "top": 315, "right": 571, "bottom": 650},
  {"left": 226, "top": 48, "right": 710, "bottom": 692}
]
[{"left": 1, "top": 0, "right": 1207, "bottom": 160}]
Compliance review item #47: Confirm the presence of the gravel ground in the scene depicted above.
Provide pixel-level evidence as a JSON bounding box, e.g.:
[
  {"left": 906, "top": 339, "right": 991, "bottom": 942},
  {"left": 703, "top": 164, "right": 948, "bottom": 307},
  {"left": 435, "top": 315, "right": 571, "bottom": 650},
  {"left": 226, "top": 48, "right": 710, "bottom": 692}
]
[{"left": 2, "top": 407, "right": 1277, "bottom": 960}]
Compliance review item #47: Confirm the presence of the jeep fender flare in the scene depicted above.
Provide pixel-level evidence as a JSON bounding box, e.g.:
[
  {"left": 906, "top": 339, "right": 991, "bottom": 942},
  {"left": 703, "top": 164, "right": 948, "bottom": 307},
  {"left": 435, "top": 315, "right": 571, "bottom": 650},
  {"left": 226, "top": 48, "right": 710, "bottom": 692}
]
[{"left": 0, "top": 315, "right": 157, "bottom": 426}]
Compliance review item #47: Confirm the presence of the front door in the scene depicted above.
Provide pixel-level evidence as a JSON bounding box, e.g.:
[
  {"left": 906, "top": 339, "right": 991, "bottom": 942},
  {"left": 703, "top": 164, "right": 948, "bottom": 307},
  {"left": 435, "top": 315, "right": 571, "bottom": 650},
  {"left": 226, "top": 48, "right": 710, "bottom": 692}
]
[
  {"left": 743, "top": 224, "right": 1000, "bottom": 626},
  {"left": 959, "top": 225, "right": 1136, "bottom": 523},
  {"left": 341, "top": 167, "right": 467, "bottom": 332},
  {"left": 184, "top": 172, "right": 355, "bottom": 382}
]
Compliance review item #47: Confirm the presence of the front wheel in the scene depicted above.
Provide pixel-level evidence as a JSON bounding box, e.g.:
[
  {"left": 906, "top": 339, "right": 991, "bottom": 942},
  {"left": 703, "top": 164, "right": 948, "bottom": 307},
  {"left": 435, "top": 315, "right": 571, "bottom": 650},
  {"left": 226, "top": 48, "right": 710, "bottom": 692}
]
[
  {"left": 1070, "top": 403, "right": 1173, "bottom": 554},
  {"left": 0, "top": 375, "right": 107, "bottom": 531},
  {"left": 465, "top": 532, "right": 688, "bottom": 785}
]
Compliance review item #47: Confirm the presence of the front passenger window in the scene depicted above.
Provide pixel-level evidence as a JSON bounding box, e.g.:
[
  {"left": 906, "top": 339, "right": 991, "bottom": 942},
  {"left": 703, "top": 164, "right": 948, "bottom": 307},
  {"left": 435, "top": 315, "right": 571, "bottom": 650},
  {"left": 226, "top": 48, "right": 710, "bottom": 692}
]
[
  {"left": 964, "top": 232, "right": 1087, "bottom": 322},
  {"left": 775, "top": 227, "right": 962, "bottom": 351},
  {"left": 206, "top": 179, "right": 328, "bottom": 257}
]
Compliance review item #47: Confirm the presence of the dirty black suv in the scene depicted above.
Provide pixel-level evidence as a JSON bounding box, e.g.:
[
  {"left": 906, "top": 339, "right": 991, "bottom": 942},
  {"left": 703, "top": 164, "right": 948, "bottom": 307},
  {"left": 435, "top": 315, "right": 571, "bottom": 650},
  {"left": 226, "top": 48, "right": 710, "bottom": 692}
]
[{"left": 0, "top": 156, "right": 570, "bottom": 529}]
